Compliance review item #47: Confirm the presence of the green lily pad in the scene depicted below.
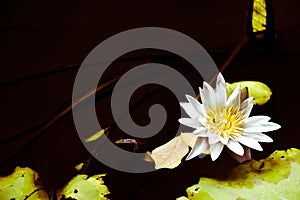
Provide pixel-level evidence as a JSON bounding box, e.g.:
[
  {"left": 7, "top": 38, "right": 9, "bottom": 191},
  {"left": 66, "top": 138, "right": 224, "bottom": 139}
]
[
  {"left": 56, "top": 174, "right": 110, "bottom": 200},
  {"left": 0, "top": 167, "right": 48, "bottom": 200},
  {"left": 178, "top": 148, "right": 300, "bottom": 200}
]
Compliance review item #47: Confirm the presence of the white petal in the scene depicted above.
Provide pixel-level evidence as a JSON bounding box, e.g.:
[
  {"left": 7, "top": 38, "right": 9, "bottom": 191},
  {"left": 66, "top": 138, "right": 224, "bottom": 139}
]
[
  {"left": 203, "top": 82, "right": 216, "bottom": 107},
  {"left": 215, "top": 73, "right": 227, "bottom": 107},
  {"left": 244, "top": 121, "right": 281, "bottom": 133},
  {"left": 186, "top": 95, "right": 206, "bottom": 117},
  {"left": 237, "top": 135, "right": 263, "bottom": 151},
  {"left": 186, "top": 137, "right": 209, "bottom": 160},
  {"left": 226, "top": 84, "right": 241, "bottom": 108},
  {"left": 199, "top": 87, "right": 209, "bottom": 109},
  {"left": 178, "top": 118, "right": 200, "bottom": 129},
  {"left": 180, "top": 102, "right": 199, "bottom": 119},
  {"left": 240, "top": 97, "right": 253, "bottom": 110},
  {"left": 240, "top": 97, "right": 253, "bottom": 118},
  {"left": 245, "top": 132, "right": 273, "bottom": 143},
  {"left": 244, "top": 116, "right": 271, "bottom": 124},
  {"left": 208, "top": 136, "right": 219, "bottom": 145},
  {"left": 242, "top": 104, "right": 253, "bottom": 119},
  {"left": 199, "top": 84, "right": 215, "bottom": 110},
  {"left": 219, "top": 136, "right": 229, "bottom": 145},
  {"left": 210, "top": 142, "right": 224, "bottom": 161},
  {"left": 197, "top": 116, "right": 208, "bottom": 127},
  {"left": 226, "top": 139, "right": 244, "bottom": 156},
  {"left": 193, "top": 128, "right": 208, "bottom": 136},
  {"left": 207, "top": 131, "right": 220, "bottom": 145},
  {"left": 216, "top": 73, "right": 226, "bottom": 87}
]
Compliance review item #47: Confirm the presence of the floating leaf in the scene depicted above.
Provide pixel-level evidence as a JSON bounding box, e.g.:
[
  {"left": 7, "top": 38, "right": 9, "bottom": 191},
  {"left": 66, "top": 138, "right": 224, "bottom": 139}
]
[
  {"left": 150, "top": 133, "right": 198, "bottom": 169},
  {"left": 75, "top": 163, "right": 84, "bottom": 171},
  {"left": 57, "top": 174, "right": 110, "bottom": 200},
  {"left": 85, "top": 128, "right": 107, "bottom": 142},
  {"left": 178, "top": 148, "right": 300, "bottom": 200},
  {"left": 180, "top": 132, "right": 197, "bottom": 148},
  {"left": 0, "top": 167, "right": 48, "bottom": 200},
  {"left": 182, "top": 133, "right": 210, "bottom": 155},
  {"left": 151, "top": 135, "right": 188, "bottom": 169},
  {"left": 226, "top": 81, "right": 272, "bottom": 105},
  {"left": 177, "top": 197, "right": 189, "bottom": 200}
]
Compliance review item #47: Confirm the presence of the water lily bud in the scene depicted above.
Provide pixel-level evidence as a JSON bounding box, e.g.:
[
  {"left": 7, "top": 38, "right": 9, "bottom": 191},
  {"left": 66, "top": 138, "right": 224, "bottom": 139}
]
[{"left": 226, "top": 81, "right": 272, "bottom": 105}]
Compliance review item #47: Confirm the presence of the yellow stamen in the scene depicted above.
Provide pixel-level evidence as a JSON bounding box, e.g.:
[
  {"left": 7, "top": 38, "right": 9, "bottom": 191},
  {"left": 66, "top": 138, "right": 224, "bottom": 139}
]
[{"left": 206, "top": 106, "right": 245, "bottom": 139}]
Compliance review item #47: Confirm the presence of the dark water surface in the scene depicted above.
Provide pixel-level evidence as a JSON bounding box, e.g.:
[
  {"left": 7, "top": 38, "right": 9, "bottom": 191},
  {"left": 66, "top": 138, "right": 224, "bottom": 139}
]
[{"left": 0, "top": 1, "right": 299, "bottom": 199}]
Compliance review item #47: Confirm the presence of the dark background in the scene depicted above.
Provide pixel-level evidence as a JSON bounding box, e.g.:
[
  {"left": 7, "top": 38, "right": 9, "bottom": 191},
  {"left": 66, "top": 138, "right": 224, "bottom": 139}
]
[{"left": 0, "top": 0, "right": 300, "bottom": 199}]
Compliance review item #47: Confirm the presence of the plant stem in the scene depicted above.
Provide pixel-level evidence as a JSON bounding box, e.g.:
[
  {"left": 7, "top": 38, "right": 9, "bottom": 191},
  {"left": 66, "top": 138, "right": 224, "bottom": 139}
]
[
  {"left": 0, "top": 75, "right": 121, "bottom": 169},
  {"left": 196, "top": 35, "right": 249, "bottom": 100}
]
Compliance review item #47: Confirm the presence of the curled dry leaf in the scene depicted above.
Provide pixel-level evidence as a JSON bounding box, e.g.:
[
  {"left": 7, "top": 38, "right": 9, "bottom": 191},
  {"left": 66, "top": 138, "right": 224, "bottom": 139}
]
[
  {"left": 181, "top": 132, "right": 198, "bottom": 148},
  {"left": 150, "top": 133, "right": 198, "bottom": 169},
  {"left": 115, "top": 139, "right": 142, "bottom": 144}
]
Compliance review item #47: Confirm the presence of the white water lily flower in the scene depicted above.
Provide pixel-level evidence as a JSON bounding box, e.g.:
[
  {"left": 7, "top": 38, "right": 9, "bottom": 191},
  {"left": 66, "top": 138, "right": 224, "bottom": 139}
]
[{"left": 179, "top": 73, "right": 281, "bottom": 161}]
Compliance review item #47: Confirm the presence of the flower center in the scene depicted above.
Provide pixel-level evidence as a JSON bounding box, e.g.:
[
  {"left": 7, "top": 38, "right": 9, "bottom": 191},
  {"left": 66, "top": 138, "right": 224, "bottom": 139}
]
[{"left": 206, "top": 106, "right": 245, "bottom": 139}]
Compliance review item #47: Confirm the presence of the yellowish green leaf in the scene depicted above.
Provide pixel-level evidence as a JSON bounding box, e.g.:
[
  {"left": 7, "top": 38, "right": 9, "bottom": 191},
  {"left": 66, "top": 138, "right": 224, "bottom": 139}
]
[
  {"left": 57, "top": 174, "right": 110, "bottom": 200},
  {"left": 75, "top": 163, "right": 84, "bottom": 171},
  {"left": 226, "top": 81, "right": 272, "bottom": 105},
  {"left": 0, "top": 167, "right": 48, "bottom": 200},
  {"left": 178, "top": 148, "right": 300, "bottom": 200},
  {"left": 85, "top": 128, "right": 107, "bottom": 142}
]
